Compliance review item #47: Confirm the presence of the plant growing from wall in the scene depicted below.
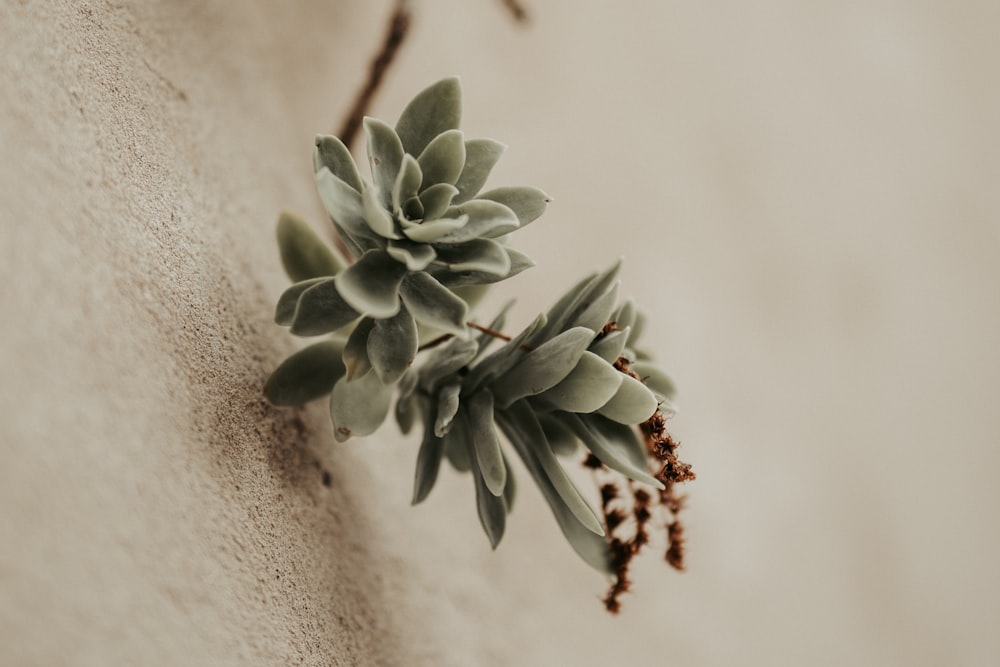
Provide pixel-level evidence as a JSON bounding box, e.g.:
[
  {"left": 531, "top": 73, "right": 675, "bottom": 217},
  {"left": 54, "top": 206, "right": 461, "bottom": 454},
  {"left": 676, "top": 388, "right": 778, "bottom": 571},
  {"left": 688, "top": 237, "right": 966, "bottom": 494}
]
[{"left": 265, "top": 77, "right": 694, "bottom": 612}]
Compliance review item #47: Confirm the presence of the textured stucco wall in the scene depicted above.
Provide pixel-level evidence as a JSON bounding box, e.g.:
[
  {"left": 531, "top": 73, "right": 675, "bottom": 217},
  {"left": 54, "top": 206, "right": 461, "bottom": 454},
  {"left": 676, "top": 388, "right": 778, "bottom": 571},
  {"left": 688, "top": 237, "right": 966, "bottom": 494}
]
[{"left": 3, "top": 1, "right": 1000, "bottom": 665}]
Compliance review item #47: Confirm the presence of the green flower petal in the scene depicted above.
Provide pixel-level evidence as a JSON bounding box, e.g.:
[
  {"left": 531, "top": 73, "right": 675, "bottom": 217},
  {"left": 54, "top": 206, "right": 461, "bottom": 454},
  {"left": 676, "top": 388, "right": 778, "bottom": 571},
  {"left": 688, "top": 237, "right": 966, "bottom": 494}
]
[
  {"left": 289, "top": 279, "right": 361, "bottom": 336},
  {"left": 491, "top": 327, "right": 595, "bottom": 408},
  {"left": 395, "top": 77, "right": 462, "bottom": 157},
  {"left": 398, "top": 272, "right": 468, "bottom": 336},
  {"left": 478, "top": 186, "right": 551, "bottom": 227},
  {"left": 453, "top": 138, "right": 507, "bottom": 204},
  {"left": 313, "top": 134, "right": 363, "bottom": 191},
  {"left": 368, "top": 307, "right": 417, "bottom": 385},
  {"left": 465, "top": 391, "right": 506, "bottom": 496},
  {"left": 276, "top": 211, "right": 345, "bottom": 282},
  {"left": 264, "top": 340, "right": 346, "bottom": 406},
  {"left": 364, "top": 117, "right": 404, "bottom": 208},
  {"left": 534, "top": 351, "right": 624, "bottom": 413},
  {"left": 329, "top": 370, "right": 392, "bottom": 442},
  {"left": 334, "top": 250, "right": 407, "bottom": 318},
  {"left": 417, "top": 129, "right": 466, "bottom": 189}
]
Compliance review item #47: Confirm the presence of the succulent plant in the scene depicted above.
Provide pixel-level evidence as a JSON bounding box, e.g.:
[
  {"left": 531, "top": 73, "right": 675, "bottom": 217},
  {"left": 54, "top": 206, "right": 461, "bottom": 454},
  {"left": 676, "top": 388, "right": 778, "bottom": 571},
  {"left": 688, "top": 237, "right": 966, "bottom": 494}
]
[{"left": 264, "top": 78, "right": 693, "bottom": 612}]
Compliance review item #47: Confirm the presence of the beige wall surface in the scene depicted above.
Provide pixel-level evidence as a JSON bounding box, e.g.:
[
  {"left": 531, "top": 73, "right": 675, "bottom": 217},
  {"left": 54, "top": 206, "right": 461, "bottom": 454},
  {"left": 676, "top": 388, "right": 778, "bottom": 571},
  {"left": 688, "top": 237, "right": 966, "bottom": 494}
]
[{"left": 2, "top": 1, "right": 998, "bottom": 665}]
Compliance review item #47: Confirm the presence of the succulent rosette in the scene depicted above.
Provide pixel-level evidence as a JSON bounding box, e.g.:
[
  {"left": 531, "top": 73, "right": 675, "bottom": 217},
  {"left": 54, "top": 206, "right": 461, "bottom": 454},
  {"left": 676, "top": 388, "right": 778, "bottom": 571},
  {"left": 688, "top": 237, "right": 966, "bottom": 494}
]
[
  {"left": 266, "top": 78, "right": 551, "bottom": 441},
  {"left": 395, "top": 261, "right": 680, "bottom": 572}
]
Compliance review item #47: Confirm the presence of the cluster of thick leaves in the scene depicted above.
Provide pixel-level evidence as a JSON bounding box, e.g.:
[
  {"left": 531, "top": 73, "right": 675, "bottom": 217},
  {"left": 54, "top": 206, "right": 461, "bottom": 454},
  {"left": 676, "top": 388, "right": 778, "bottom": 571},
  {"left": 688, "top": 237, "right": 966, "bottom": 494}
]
[
  {"left": 393, "top": 261, "right": 678, "bottom": 572},
  {"left": 264, "top": 78, "right": 679, "bottom": 573}
]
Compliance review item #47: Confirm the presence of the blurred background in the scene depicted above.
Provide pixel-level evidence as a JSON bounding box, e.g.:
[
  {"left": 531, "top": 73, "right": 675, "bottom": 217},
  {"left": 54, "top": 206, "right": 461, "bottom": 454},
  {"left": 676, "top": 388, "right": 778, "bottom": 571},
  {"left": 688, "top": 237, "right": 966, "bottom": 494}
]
[{"left": 2, "top": 1, "right": 998, "bottom": 665}]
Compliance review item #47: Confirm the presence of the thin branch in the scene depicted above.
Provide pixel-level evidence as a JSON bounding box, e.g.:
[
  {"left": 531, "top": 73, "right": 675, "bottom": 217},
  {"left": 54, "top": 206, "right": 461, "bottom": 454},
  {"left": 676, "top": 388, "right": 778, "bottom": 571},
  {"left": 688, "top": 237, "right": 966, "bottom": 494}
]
[
  {"left": 337, "top": 0, "right": 412, "bottom": 150},
  {"left": 499, "top": 0, "right": 530, "bottom": 23}
]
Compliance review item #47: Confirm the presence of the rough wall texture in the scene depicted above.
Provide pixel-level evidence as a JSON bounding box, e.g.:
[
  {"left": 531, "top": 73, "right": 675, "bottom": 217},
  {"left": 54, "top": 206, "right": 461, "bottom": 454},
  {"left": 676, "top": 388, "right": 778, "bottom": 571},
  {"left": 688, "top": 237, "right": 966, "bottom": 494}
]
[{"left": 3, "top": 1, "right": 1000, "bottom": 665}]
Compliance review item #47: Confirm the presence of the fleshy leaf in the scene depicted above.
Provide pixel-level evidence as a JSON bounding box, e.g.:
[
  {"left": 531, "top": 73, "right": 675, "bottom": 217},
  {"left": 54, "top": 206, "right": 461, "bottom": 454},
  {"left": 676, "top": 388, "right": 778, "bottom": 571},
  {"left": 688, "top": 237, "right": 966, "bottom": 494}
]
[
  {"left": 334, "top": 249, "right": 407, "bottom": 318},
  {"left": 542, "top": 261, "right": 622, "bottom": 341},
  {"left": 398, "top": 272, "right": 468, "bottom": 336},
  {"left": 434, "top": 382, "right": 462, "bottom": 437},
  {"left": 412, "top": 415, "right": 446, "bottom": 504},
  {"left": 264, "top": 340, "right": 346, "bottom": 406},
  {"left": 502, "top": 453, "right": 517, "bottom": 512},
  {"left": 572, "top": 281, "right": 620, "bottom": 332},
  {"left": 392, "top": 154, "right": 423, "bottom": 216},
  {"left": 478, "top": 186, "right": 551, "bottom": 227},
  {"left": 417, "top": 129, "right": 466, "bottom": 190},
  {"left": 395, "top": 77, "right": 462, "bottom": 157},
  {"left": 418, "top": 183, "right": 459, "bottom": 221},
  {"left": 589, "top": 327, "right": 629, "bottom": 363},
  {"left": 343, "top": 317, "right": 375, "bottom": 381},
  {"left": 444, "top": 427, "right": 472, "bottom": 471},
  {"left": 436, "top": 238, "right": 511, "bottom": 276},
  {"left": 436, "top": 200, "right": 520, "bottom": 243},
  {"left": 453, "top": 138, "right": 507, "bottom": 204},
  {"left": 497, "top": 410, "right": 611, "bottom": 573},
  {"left": 613, "top": 299, "right": 637, "bottom": 331},
  {"left": 501, "top": 401, "right": 604, "bottom": 535},
  {"left": 315, "top": 168, "right": 370, "bottom": 241},
  {"left": 418, "top": 337, "right": 479, "bottom": 389},
  {"left": 395, "top": 391, "right": 418, "bottom": 434},
  {"left": 275, "top": 278, "right": 327, "bottom": 326},
  {"left": 289, "top": 279, "right": 361, "bottom": 336},
  {"left": 467, "top": 431, "right": 507, "bottom": 549},
  {"left": 361, "top": 183, "right": 400, "bottom": 239},
  {"left": 368, "top": 307, "right": 418, "bottom": 384},
  {"left": 402, "top": 215, "right": 468, "bottom": 243},
  {"left": 463, "top": 313, "right": 546, "bottom": 395},
  {"left": 630, "top": 360, "right": 678, "bottom": 403},
  {"left": 465, "top": 391, "right": 506, "bottom": 496},
  {"left": 539, "top": 415, "right": 579, "bottom": 457},
  {"left": 386, "top": 239, "right": 437, "bottom": 271},
  {"left": 313, "top": 134, "right": 363, "bottom": 191},
  {"left": 563, "top": 413, "right": 663, "bottom": 489},
  {"left": 491, "top": 327, "right": 596, "bottom": 408},
  {"left": 597, "top": 373, "right": 658, "bottom": 424},
  {"left": 364, "top": 117, "right": 404, "bottom": 208},
  {"left": 276, "top": 211, "right": 345, "bottom": 282},
  {"left": 433, "top": 247, "right": 535, "bottom": 287},
  {"left": 329, "top": 370, "right": 392, "bottom": 442},
  {"left": 534, "top": 351, "right": 624, "bottom": 413}
]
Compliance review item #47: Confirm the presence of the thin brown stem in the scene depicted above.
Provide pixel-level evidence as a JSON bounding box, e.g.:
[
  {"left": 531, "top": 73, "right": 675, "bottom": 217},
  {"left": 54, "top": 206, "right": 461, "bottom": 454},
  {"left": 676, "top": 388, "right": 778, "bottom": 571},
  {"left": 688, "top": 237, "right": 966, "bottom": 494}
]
[
  {"left": 337, "top": 0, "right": 412, "bottom": 150},
  {"left": 466, "top": 322, "right": 512, "bottom": 341},
  {"left": 499, "top": 0, "right": 530, "bottom": 23}
]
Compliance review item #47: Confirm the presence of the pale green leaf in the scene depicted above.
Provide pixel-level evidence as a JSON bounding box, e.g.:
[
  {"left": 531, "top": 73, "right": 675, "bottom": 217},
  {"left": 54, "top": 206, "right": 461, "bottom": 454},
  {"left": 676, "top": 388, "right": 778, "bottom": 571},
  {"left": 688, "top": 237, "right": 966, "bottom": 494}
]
[
  {"left": 315, "top": 168, "right": 370, "bottom": 241},
  {"left": 392, "top": 154, "right": 423, "bottom": 216},
  {"left": 264, "top": 340, "right": 346, "bottom": 406},
  {"left": 433, "top": 382, "right": 461, "bottom": 437},
  {"left": 418, "top": 183, "right": 459, "bottom": 221},
  {"left": 597, "top": 372, "right": 658, "bottom": 424},
  {"left": 313, "top": 134, "right": 363, "bottom": 191},
  {"left": 334, "top": 250, "right": 407, "bottom": 318},
  {"left": 275, "top": 278, "right": 326, "bottom": 326},
  {"left": 399, "top": 272, "right": 468, "bottom": 336},
  {"left": 491, "top": 327, "right": 595, "bottom": 408},
  {"left": 329, "top": 370, "right": 392, "bottom": 442},
  {"left": 417, "top": 129, "right": 466, "bottom": 190},
  {"left": 589, "top": 327, "right": 629, "bottom": 363},
  {"left": 386, "top": 239, "right": 437, "bottom": 271},
  {"left": 453, "top": 138, "right": 507, "bottom": 204},
  {"left": 364, "top": 117, "right": 404, "bottom": 208},
  {"left": 437, "top": 200, "right": 519, "bottom": 242},
  {"left": 418, "top": 337, "right": 478, "bottom": 389},
  {"left": 289, "top": 279, "right": 361, "bottom": 336},
  {"left": 276, "top": 211, "right": 344, "bottom": 282},
  {"left": 343, "top": 317, "right": 374, "bottom": 381},
  {"left": 563, "top": 413, "right": 663, "bottom": 489},
  {"left": 478, "top": 186, "right": 551, "bottom": 226},
  {"left": 465, "top": 391, "right": 506, "bottom": 496},
  {"left": 395, "top": 77, "right": 462, "bottom": 157},
  {"left": 402, "top": 215, "right": 468, "bottom": 243},
  {"left": 361, "top": 183, "right": 400, "bottom": 239},
  {"left": 368, "top": 307, "right": 417, "bottom": 384},
  {"left": 436, "top": 238, "right": 511, "bottom": 276},
  {"left": 631, "top": 360, "right": 678, "bottom": 403},
  {"left": 534, "top": 351, "right": 624, "bottom": 413},
  {"left": 412, "top": 416, "right": 445, "bottom": 504}
]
